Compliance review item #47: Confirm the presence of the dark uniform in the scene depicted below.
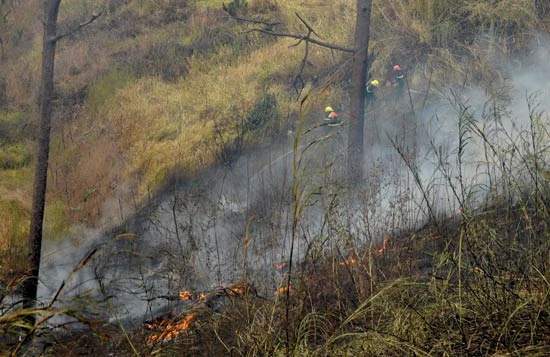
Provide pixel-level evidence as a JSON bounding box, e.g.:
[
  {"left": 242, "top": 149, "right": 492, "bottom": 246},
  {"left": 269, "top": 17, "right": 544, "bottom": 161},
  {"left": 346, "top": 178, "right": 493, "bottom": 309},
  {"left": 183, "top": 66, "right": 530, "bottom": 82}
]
[
  {"left": 393, "top": 65, "right": 405, "bottom": 97},
  {"left": 366, "top": 79, "right": 379, "bottom": 105}
]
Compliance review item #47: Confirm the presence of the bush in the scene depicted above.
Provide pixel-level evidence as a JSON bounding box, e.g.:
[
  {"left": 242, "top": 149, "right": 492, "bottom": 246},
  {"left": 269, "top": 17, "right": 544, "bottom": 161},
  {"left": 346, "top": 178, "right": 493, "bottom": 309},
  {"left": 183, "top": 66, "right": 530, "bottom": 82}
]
[
  {"left": 0, "top": 143, "right": 31, "bottom": 169},
  {"left": 0, "top": 110, "right": 30, "bottom": 143},
  {"left": 245, "top": 92, "right": 279, "bottom": 133}
]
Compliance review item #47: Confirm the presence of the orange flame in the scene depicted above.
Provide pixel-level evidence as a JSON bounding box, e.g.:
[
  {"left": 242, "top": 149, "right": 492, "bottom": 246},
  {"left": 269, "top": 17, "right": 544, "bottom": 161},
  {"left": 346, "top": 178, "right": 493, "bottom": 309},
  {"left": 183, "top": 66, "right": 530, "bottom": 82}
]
[
  {"left": 374, "top": 236, "right": 389, "bottom": 255},
  {"left": 149, "top": 283, "right": 258, "bottom": 344},
  {"left": 147, "top": 313, "right": 196, "bottom": 344},
  {"left": 179, "top": 290, "right": 193, "bottom": 301},
  {"left": 339, "top": 257, "right": 358, "bottom": 266},
  {"left": 274, "top": 285, "right": 293, "bottom": 296},
  {"left": 338, "top": 236, "right": 389, "bottom": 265},
  {"left": 228, "top": 286, "right": 245, "bottom": 296}
]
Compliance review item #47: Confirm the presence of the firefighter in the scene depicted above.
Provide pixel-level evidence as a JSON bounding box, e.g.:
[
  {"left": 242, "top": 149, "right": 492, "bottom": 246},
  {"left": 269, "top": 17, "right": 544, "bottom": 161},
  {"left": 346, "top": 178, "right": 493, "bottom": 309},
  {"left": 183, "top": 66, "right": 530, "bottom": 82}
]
[
  {"left": 393, "top": 65, "right": 405, "bottom": 96},
  {"left": 324, "top": 106, "right": 342, "bottom": 127},
  {"left": 366, "top": 79, "right": 379, "bottom": 104},
  {"left": 393, "top": 65, "right": 405, "bottom": 82}
]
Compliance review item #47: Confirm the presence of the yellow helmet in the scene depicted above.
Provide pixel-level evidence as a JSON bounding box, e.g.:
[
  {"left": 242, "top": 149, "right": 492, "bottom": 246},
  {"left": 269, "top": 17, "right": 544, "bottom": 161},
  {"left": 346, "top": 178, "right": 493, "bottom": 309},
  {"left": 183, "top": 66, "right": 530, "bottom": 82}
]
[
  {"left": 371, "top": 79, "right": 379, "bottom": 87},
  {"left": 325, "top": 106, "right": 334, "bottom": 112}
]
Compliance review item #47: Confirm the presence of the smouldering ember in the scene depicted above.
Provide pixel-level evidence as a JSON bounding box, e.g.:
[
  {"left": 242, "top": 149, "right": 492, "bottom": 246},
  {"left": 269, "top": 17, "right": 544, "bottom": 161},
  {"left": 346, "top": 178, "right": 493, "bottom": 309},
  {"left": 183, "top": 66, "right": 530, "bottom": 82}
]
[
  {"left": 274, "top": 261, "right": 287, "bottom": 270},
  {"left": 448, "top": 207, "right": 463, "bottom": 218}
]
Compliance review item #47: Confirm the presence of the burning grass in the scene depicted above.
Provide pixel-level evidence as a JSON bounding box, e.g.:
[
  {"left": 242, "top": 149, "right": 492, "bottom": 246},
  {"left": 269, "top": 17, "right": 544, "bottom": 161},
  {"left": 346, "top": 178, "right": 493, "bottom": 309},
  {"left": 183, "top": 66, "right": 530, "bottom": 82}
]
[
  {"left": 5, "top": 197, "right": 549, "bottom": 357},
  {"left": 146, "top": 313, "right": 197, "bottom": 344},
  {"left": 144, "top": 282, "right": 258, "bottom": 346},
  {"left": 126, "top": 193, "right": 550, "bottom": 356}
]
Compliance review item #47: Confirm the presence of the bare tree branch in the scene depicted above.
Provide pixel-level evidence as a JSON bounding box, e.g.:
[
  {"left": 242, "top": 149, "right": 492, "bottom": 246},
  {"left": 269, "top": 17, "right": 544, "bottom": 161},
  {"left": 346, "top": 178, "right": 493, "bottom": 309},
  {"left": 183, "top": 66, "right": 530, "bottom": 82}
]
[
  {"left": 226, "top": 13, "right": 282, "bottom": 30},
  {"left": 293, "top": 38, "right": 308, "bottom": 96},
  {"left": 246, "top": 27, "right": 355, "bottom": 53},
  {"left": 226, "top": 9, "right": 354, "bottom": 97},
  {"left": 295, "top": 12, "right": 321, "bottom": 39},
  {"left": 227, "top": 11, "right": 355, "bottom": 53},
  {"left": 52, "top": 10, "right": 103, "bottom": 42}
]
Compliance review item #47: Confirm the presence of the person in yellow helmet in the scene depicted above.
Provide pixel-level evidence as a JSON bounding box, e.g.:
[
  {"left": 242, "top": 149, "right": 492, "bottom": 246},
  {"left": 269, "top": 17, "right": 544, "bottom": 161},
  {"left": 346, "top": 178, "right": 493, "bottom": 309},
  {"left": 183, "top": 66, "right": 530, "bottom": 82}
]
[
  {"left": 366, "top": 79, "right": 379, "bottom": 103},
  {"left": 324, "top": 106, "right": 334, "bottom": 119},
  {"left": 323, "top": 105, "right": 342, "bottom": 128}
]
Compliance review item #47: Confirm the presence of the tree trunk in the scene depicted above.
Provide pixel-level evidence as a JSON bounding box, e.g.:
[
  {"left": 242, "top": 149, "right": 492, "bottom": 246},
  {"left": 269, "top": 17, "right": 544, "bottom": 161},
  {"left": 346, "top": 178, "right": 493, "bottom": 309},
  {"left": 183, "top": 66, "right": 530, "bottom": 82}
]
[
  {"left": 21, "top": 0, "right": 61, "bottom": 319},
  {"left": 348, "top": 0, "right": 372, "bottom": 182}
]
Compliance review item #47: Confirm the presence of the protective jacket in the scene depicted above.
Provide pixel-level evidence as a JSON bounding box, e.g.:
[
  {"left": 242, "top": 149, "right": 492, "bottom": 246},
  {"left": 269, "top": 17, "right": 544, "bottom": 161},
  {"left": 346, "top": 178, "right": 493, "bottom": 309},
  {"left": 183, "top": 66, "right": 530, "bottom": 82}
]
[{"left": 325, "top": 111, "right": 342, "bottom": 127}]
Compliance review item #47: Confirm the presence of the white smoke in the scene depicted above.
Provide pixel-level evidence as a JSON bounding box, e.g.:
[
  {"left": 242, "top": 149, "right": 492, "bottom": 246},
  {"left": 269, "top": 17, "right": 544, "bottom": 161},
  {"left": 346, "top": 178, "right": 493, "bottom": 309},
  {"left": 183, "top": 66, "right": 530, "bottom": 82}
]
[{"left": 35, "top": 35, "right": 550, "bottom": 328}]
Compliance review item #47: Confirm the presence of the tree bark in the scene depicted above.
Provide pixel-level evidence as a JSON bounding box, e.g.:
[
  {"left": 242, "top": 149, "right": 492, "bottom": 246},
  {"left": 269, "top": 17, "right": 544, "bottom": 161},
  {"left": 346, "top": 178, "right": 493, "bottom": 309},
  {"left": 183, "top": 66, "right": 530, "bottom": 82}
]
[
  {"left": 21, "top": 0, "right": 61, "bottom": 319},
  {"left": 348, "top": 0, "right": 372, "bottom": 182}
]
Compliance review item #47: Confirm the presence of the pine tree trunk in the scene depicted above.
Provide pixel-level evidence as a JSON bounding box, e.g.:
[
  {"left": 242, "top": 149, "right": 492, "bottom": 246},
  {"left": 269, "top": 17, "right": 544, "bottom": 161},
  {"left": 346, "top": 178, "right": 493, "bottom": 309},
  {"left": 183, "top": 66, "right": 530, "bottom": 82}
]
[
  {"left": 21, "top": 0, "right": 61, "bottom": 321},
  {"left": 348, "top": 0, "right": 372, "bottom": 182}
]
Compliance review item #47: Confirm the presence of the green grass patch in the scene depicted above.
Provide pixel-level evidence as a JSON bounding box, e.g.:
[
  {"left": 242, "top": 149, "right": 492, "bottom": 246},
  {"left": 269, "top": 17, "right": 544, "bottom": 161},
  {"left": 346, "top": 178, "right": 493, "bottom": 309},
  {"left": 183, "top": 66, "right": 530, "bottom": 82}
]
[
  {"left": 0, "top": 110, "right": 32, "bottom": 169},
  {"left": 85, "top": 68, "right": 136, "bottom": 121},
  {"left": 0, "top": 199, "right": 29, "bottom": 276},
  {"left": 0, "top": 143, "right": 31, "bottom": 169},
  {"left": 45, "top": 199, "right": 71, "bottom": 239},
  {"left": 0, "top": 109, "right": 31, "bottom": 142}
]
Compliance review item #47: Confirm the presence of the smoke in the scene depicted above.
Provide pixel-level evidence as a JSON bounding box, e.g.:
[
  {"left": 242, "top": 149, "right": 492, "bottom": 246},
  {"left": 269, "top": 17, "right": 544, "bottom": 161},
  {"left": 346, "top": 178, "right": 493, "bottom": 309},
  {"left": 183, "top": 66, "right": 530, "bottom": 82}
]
[{"left": 36, "top": 35, "right": 550, "bottom": 328}]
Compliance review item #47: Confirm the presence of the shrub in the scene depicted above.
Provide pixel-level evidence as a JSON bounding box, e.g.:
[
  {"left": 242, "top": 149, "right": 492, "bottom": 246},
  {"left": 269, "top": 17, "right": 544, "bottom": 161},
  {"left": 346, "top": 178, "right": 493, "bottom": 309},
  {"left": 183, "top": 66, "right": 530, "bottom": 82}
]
[
  {"left": 245, "top": 92, "right": 279, "bottom": 133},
  {"left": 0, "top": 143, "right": 30, "bottom": 169},
  {"left": 223, "top": 0, "right": 248, "bottom": 16},
  {"left": 0, "top": 110, "right": 31, "bottom": 143}
]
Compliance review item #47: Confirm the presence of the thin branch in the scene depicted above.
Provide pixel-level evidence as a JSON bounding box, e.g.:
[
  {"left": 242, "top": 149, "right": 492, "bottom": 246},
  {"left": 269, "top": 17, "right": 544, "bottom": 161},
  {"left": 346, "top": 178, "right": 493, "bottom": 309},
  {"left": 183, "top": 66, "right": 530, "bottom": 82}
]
[
  {"left": 295, "top": 12, "right": 321, "bottom": 39},
  {"left": 227, "top": 10, "right": 355, "bottom": 53},
  {"left": 247, "top": 28, "right": 354, "bottom": 52},
  {"left": 293, "top": 39, "right": 308, "bottom": 96},
  {"left": 52, "top": 10, "right": 103, "bottom": 42},
  {"left": 226, "top": 13, "right": 282, "bottom": 30}
]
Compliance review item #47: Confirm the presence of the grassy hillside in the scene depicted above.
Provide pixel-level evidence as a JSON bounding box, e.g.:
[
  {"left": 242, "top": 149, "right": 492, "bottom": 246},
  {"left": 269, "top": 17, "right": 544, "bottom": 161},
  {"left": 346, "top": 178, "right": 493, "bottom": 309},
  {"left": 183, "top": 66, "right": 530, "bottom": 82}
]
[
  {"left": 0, "top": 0, "right": 547, "bottom": 237},
  {"left": 0, "top": 0, "right": 355, "bottom": 272}
]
